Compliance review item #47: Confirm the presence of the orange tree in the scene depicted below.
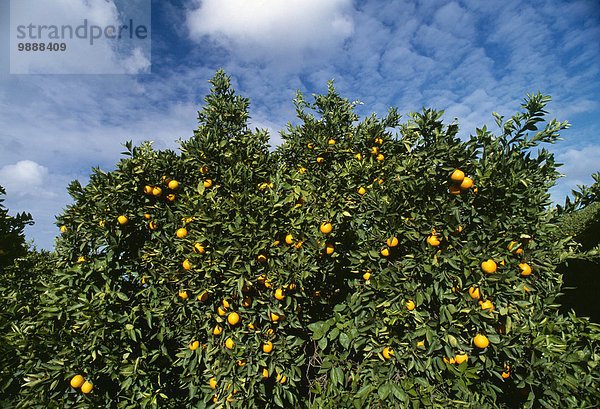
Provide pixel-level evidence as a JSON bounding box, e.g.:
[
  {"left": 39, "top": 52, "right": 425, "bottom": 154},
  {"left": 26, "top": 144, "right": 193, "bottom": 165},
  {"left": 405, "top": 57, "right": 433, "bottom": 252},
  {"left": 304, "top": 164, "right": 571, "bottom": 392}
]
[{"left": 10, "top": 70, "right": 600, "bottom": 408}]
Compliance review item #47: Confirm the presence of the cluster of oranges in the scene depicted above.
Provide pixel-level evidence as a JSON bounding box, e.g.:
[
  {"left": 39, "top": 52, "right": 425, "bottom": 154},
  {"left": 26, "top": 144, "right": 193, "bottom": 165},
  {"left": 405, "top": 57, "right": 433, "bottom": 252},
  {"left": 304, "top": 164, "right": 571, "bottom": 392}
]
[
  {"left": 448, "top": 169, "right": 475, "bottom": 195},
  {"left": 70, "top": 374, "right": 93, "bottom": 394}
]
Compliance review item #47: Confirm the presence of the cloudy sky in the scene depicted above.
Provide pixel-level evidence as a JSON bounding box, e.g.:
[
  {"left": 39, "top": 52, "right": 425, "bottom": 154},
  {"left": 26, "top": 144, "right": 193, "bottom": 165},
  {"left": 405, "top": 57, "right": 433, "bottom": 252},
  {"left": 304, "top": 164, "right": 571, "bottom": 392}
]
[{"left": 1, "top": 0, "right": 599, "bottom": 250}]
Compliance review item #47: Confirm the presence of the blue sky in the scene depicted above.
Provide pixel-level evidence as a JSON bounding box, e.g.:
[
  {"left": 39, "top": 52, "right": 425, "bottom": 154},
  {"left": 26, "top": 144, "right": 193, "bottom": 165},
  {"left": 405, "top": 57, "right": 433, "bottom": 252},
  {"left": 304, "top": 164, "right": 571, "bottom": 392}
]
[{"left": 1, "top": 0, "right": 599, "bottom": 250}]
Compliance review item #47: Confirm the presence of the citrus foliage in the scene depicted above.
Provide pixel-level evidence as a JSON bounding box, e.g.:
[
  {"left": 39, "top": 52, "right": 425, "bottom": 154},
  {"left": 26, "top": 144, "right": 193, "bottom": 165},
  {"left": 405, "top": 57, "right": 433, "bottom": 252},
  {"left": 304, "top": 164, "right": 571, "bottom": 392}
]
[
  {"left": 0, "top": 185, "right": 33, "bottom": 267},
  {"left": 7, "top": 71, "right": 600, "bottom": 408}
]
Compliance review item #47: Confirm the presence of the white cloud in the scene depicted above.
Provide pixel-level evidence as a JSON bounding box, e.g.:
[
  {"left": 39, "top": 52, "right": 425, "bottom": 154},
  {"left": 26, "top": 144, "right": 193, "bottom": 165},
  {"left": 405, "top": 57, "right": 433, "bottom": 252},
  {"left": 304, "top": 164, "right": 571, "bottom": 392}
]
[
  {"left": 0, "top": 160, "right": 49, "bottom": 196},
  {"left": 186, "top": 0, "right": 354, "bottom": 65}
]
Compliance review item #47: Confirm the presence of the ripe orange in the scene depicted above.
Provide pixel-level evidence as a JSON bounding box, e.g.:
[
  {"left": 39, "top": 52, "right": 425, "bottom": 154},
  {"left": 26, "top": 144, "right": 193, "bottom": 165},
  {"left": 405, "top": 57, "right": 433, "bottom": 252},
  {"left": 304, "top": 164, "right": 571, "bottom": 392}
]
[
  {"left": 263, "top": 341, "right": 273, "bottom": 353},
  {"left": 316, "top": 157, "right": 324, "bottom": 163},
  {"left": 358, "top": 187, "right": 366, "bottom": 195},
  {"left": 355, "top": 153, "right": 363, "bottom": 160},
  {"left": 370, "top": 146, "right": 378, "bottom": 154},
  {"left": 182, "top": 259, "right": 192, "bottom": 270},
  {"left": 189, "top": 340, "right": 200, "bottom": 350},
  {"left": 277, "top": 374, "right": 287, "bottom": 384},
  {"left": 168, "top": 180, "right": 179, "bottom": 190},
  {"left": 519, "top": 263, "right": 532, "bottom": 276},
  {"left": 193, "top": 243, "right": 205, "bottom": 254},
  {"left": 117, "top": 215, "right": 128, "bottom": 225},
  {"left": 460, "top": 176, "right": 474, "bottom": 189},
  {"left": 257, "top": 254, "right": 267, "bottom": 263},
  {"left": 274, "top": 289, "right": 285, "bottom": 300},
  {"left": 77, "top": 256, "right": 86, "bottom": 263},
  {"left": 60, "top": 225, "right": 68, "bottom": 233},
  {"left": 427, "top": 235, "right": 441, "bottom": 246},
  {"left": 262, "top": 368, "right": 269, "bottom": 378},
  {"left": 217, "top": 306, "right": 227, "bottom": 316},
  {"left": 480, "top": 300, "right": 494, "bottom": 311},
  {"left": 381, "top": 247, "right": 390, "bottom": 257},
  {"left": 376, "top": 153, "right": 385, "bottom": 161},
  {"left": 203, "top": 179, "right": 212, "bottom": 188},
  {"left": 225, "top": 338, "right": 235, "bottom": 349},
  {"left": 149, "top": 221, "right": 158, "bottom": 230},
  {"left": 473, "top": 334, "right": 489, "bottom": 349},
  {"left": 450, "top": 169, "right": 465, "bottom": 182},
  {"left": 70, "top": 375, "right": 85, "bottom": 388},
  {"left": 362, "top": 271, "right": 371, "bottom": 280},
  {"left": 382, "top": 347, "right": 394, "bottom": 359},
  {"left": 143, "top": 185, "right": 153, "bottom": 195},
  {"left": 227, "top": 312, "right": 240, "bottom": 325},
  {"left": 481, "top": 259, "right": 497, "bottom": 274},
  {"left": 455, "top": 352, "right": 468, "bottom": 364},
  {"left": 176, "top": 228, "right": 188, "bottom": 238},
  {"left": 449, "top": 185, "right": 462, "bottom": 195},
  {"left": 406, "top": 300, "right": 415, "bottom": 310},
  {"left": 299, "top": 167, "right": 307, "bottom": 174},
  {"left": 320, "top": 222, "right": 332, "bottom": 234},
  {"left": 178, "top": 290, "right": 188, "bottom": 299},
  {"left": 469, "top": 287, "right": 481, "bottom": 300},
  {"left": 166, "top": 193, "right": 175, "bottom": 202},
  {"left": 152, "top": 186, "right": 162, "bottom": 197},
  {"left": 285, "top": 234, "right": 294, "bottom": 245},
  {"left": 270, "top": 311, "right": 281, "bottom": 322},
  {"left": 325, "top": 244, "right": 334, "bottom": 255},
  {"left": 387, "top": 237, "right": 399, "bottom": 247},
  {"left": 209, "top": 377, "right": 217, "bottom": 389},
  {"left": 213, "top": 325, "right": 223, "bottom": 335},
  {"left": 307, "top": 143, "right": 314, "bottom": 149},
  {"left": 328, "top": 139, "right": 335, "bottom": 145},
  {"left": 197, "top": 291, "right": 209, "bottom": 302},
  {"left": 81, "top": 381, "right": 93, "bottom": 394}
]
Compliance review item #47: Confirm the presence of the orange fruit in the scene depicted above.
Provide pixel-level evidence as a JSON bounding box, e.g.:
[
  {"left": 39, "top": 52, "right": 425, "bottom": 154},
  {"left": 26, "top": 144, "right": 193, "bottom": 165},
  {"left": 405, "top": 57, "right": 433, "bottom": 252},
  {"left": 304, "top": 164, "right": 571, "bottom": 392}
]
[
  {"left": 176, "top": 228, "right": 188, "bottom": 238},
  {"left": 449, "top": 185, "right": 462, "bottom": 195},
  {"left": 225, "top": 338, "right": 235, "bottom": 349},
  {"left": 455, "top": 352, "right": 468, "bottom": 364},
  {"left": 501, "top": 371, "right": 510, "bottom": 379},
  {"left": 217, "top": 306, "right": 227, "bottom": 316},
  {"left": 519, "top": 263, "right": 532, "bottom": 276},
  {"left": 357, "top": 186, "right": 366, "bottom": 195},
  {"left": 60, "top": 225, "right": 68, "bottom": 233},
  {"left": 450, "top": 169, "right": 465, "bottom": 182},
  {"left": 257, "top": 254, "right": 267, "bottom": 263},
  {"left": 77, "top": 256, "right": 86, "bottom": 263},
  {"left": 299, "top": 167, "right": 307, "bottom": 174},
  {"left": 427, "top": 235, "right": 441, "bottom": 246},
  {"left": 197, "top": 291, "right": 209, "bottom": 302},
  {"left": 481, "top": 259, "right": 497, "bottom": 274},
  {"left": 213, "top": 325, "right": 223, "bottom": 335},
  {"left": 325, "top": 244, "right": 334, "bottom": 255},
  {"left": 166, "top": 193, "right": 175, "bottom": 202},
  {"left": 209, "top": 377, "right": 217, "bottom": 389},
  {"left": 480, "top": 300, "right": 494, "bottom": 311},
  {"left": 416, "top": 341, "right": 425, "bottom": 348},
  {"left": 370, "top": 146, "right": 378, "bottom": 154},
  {"left": 355, "top": 153, "right": 363, "bottom": 160},
  {"left": 203, "top": 179, "right": 212, "bottom": 188},
  {"left": 262, "top": 368, "right": 269, "bottom": 378},
  {"left": 362, "top": 271, "right": 371, "bottom": 280},
  {"left": 81, "top": 381, "right": 93, "bottom": 394},
  {"left": 182, "top": 259, "right": 192, "bottom": 270},
  {"left": 178, "top": 290, "right": 188, "bottom": 299},
  {"left": 386, "top": 237, "right": 398, "bottom": 247},
  {"left": 262, "top": 341, "right": 273, "bottom": 353},
  {"left": 168, "top": 180, "right": 179, "bottom": 190},
  {"left": 152, "top": 186, "right": 162, "bottom": 197},
  {"left": 460, "top": 177, "right": 474, "bottom": 189},
  {"left": 274, "top": 289, "right": 285, "bottom": 300},
  {"left": 149, "top": 221, "right": 158, "bottom": 230},
  {"left": 193, "top": 243, "right": 205, "bottom": 254},
  {"left": 277, "top": 374, "right": 287, "bottom": 384},
  {"left": 227, "top": 312, "right": 240, "bottom": 325},
  {"left": 237, "top": 359, "right": 246, "bottom": 366},
  {"left": 469, "top": 287, "right": 481, "bottom": 300},
  {"left": 406, "top": 300, "right": 415, "bottom": 310},
  {"left": 316, "top": 157, "right": 324, "bottom": 163},
  {"left": 117, "top": 215, "right": 128, "bottom": 225},
  {"left": 143, "top": 185, "right": 153, "bottom": 195},
  {"left": 320, "top": 222, "right": 332, "bottom": 234},
  {"left": 382, "top": 347, "right": 394, "bottom": 359},
  {"left": 285, "top": 234, "right": 294, "bottom": 245},
  {"left": 70, "top": 375, "right": 85, "bottom": 388},
  {"left": 307, "top": 143, "right": 314, "bottom": 149},
  {"left": 328, "top": 139, "right": 335, "bottom": 145},
  {"left": 189, "top": 340, "right": 200, "bottom": 350},
  {"left": 473, "top": 334, "right": 489, "bottom": 349},
  {"left": 269, "top": 311, "right": 281, "bottom": 322},
  {"left": 381, "top": 247, "right": 390, "bottom": 257}
]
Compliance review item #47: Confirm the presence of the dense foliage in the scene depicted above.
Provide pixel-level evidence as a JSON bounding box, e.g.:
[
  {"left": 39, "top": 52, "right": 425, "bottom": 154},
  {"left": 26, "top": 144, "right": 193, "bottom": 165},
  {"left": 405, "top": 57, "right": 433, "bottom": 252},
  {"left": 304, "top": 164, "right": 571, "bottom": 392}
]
[{"left": 2, "top": 71, "right": 599, "bottom": 408}]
